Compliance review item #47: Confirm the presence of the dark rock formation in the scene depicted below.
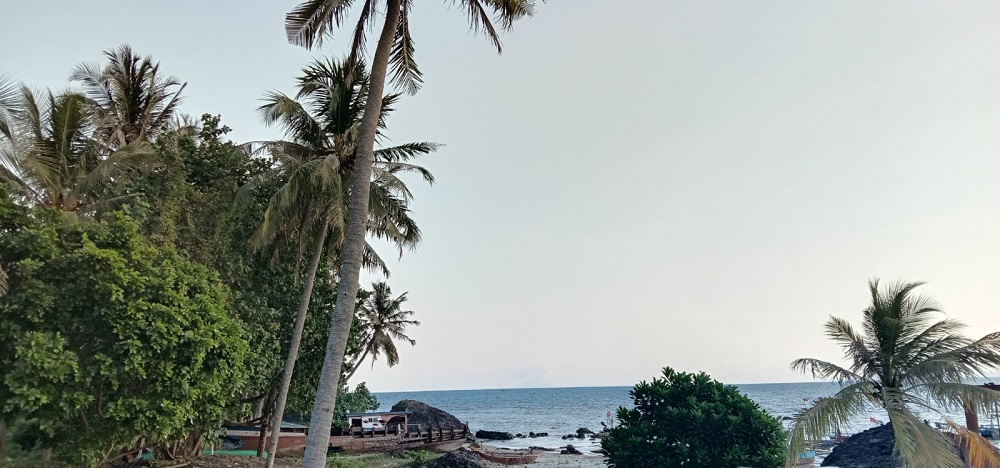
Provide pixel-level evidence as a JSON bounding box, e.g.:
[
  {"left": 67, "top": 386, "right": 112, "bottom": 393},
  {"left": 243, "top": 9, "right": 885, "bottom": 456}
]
[
  {"left": 475, "top": 430, "right": 514, "bottom": 440},
  {"left": 530, "top": 446, "right": 556, "bottom": 452},
  {"left": 822, "top": 423, "right": 970, "bottom": 468},
  {"left": 430, "top": 448, "right": 485, "bottom": 468},
  {"left": 391, "top": 400, "right": 466, "bottom": 432},
  {"left": 561, "top": 444, "right": 582, "bottom": 455},
  {"left": 577, "top": 427, "right": 594, "bottom": 436},
  {"left": 821, "top": 424, "right": 895, "bottom": 467}
]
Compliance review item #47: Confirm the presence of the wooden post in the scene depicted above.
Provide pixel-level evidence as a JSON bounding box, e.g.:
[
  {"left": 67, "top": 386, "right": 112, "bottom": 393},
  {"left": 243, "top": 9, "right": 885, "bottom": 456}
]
[{"left": 965, "top": 402, "right": 980, "bottom": 434}]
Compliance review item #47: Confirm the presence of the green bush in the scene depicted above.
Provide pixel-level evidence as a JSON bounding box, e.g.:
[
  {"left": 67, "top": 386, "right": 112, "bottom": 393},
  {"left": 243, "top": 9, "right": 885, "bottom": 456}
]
[
  {"left": 602, "top": 367, "right": 785, "bottom": 468},
  {"left": 0, "top": 193, "right": 248, "bottom": 465}
]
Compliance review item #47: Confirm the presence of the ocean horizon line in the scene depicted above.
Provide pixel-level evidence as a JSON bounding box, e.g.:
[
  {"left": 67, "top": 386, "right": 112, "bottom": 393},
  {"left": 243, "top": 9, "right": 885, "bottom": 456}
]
[
  {"left": 371, "top": 376, "right": 1000, "bottom": 394},
  {"left": 370, "top": 380, "right": 837, "bottom": 394}
]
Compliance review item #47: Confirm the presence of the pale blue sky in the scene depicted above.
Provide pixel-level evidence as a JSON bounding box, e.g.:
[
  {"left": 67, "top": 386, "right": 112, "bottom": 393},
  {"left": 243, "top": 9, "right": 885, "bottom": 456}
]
[{"left": 3, "top": 1, "right": 1000, "bottom": 391}]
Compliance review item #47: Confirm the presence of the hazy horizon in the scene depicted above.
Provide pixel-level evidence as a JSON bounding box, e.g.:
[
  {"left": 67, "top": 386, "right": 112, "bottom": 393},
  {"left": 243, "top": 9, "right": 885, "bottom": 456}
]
[{"left": 4, "top": 1, "right": 1000, "bottom": 392}]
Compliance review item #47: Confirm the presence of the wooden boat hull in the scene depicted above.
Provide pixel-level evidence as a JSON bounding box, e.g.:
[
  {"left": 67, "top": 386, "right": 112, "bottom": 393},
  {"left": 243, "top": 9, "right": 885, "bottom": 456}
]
[
  {"left": 223, "top": 427, "right": 308, "bottom": 454},
  {"left": 471, "top": 447, "right": 540, "bottom": 465},
  {"left": 795, "top": 449, "right": 816, "bottom": 466}
]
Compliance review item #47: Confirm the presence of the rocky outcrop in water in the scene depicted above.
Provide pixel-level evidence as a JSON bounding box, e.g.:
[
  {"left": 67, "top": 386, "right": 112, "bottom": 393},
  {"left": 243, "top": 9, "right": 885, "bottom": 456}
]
[
  {"left": 391, "top": 400, "right": 465, "bottom": 432},
  {"left": 820, "top": 423, "right": 978, "bottom": 468},
  {"left": 430, "top": 448, "right": 485, "bottom": 468},
  {"left": 821, "top": 424, "right": 896, "bottom": 467},
  {"left": 475, "top": 430, "right": 514, "bottom": 440},
  {"left": 561, "top": 444, "right": 582, "bottom": 455}
]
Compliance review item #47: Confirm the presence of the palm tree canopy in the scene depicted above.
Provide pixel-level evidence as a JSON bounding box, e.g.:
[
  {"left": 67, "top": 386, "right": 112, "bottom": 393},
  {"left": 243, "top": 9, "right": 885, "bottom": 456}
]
[
  {"left": 788, "top": 279, "right": 1000, "bottom": 467},
  {"left": 241, "top": 58, "right": 436, "bottom": 274},
  {"left": 0, "top": 86, "right": 155, "bottom": 214},
  {"left": 285, "top": 0, "right": 536, "bottom": 94},
  {"left": 352, "top": 281, "right": 419, "bottom": 373},
  {"left": 71, "top": 44, "right": 186, "bottom": 148}
]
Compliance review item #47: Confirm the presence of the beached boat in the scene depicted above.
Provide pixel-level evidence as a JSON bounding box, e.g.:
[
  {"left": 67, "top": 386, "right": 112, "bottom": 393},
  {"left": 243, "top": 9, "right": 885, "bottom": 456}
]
[
  {"left": 223, "top": 411, "right": 469, "bottom": 455},
  {"left": 223, "top": 421, "right": 309, "bottom": 454},
  {"left": 470, "top": 446, "right": 540, "bottom": 465},
  {"left": 795, "top": 449, "right": 816, "bottom": 466}
]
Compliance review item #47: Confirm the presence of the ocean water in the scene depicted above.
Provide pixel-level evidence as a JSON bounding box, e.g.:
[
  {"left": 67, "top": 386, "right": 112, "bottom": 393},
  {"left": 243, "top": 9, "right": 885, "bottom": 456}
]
[{"left": 375, "top": 381, "right": 1000, "bottom": 462}]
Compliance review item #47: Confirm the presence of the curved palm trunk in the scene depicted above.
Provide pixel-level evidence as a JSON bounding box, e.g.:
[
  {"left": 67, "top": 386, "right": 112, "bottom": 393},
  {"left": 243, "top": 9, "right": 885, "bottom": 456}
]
[
  {"left": 341, "top": 347, "right": 372, "bottom": 384},
  {"left": 301, "top": 2, "right": 402, "bottom": 466},
  {"left": 264, "top": 220, "right": 329, "bottom": 468}
]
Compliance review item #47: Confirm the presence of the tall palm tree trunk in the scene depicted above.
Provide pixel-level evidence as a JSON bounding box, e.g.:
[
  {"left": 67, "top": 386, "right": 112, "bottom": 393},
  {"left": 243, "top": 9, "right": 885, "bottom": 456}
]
[
  {"left": 265, "top": 220, "right": 329, "bottom": 468},
  {"left": 341, "top": 347, "right": 372, "bottom": 384},
  {"left": 301, "top": 2, "right": 402, "bottom": 466}
]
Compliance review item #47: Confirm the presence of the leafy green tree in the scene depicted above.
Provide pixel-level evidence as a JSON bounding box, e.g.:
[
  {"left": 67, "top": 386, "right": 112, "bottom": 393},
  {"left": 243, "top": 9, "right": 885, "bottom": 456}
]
[
  {"left": 344, "top": 281, "right": 419, "bottom": 383},
  {"left": 283, "top": 2, "right": 536, "bottom": 464},
  {"left": 0, "top": 188, "right": 248, "bottom": 466},
  {"left": 247, "top": 57, "right": 434, "bottom": 466},
  {"left": 788, "top": 279, "right": 1000, "bottom": 467},
  {"left": 602, "top": 367, "right": 786, "bottom": 468}
]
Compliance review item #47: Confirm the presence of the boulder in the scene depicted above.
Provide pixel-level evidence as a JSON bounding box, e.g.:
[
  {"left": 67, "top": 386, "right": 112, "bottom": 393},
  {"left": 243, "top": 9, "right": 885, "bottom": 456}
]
[
  {"left": 391, "top": 400, "right": 465, "bottom": 432},
  {"left": 430, "top": 447, "right": 485, "bottom": 468},
  {"left": 822, "top": 423, "right": 968, "bottom": 468},
  {"left": 530, "top": 446, "right": 556, "bottom": 452},
  {"left": 561, "top": 444, "right": 581, "bottom": 455},
  {"left": 475, "top": 430, "right": 514, "bottom": 440},
  {"left": 576, "top": 427, "right": 594, "bottom": 436},
  {"left": 821, "top": 424, "right": 895, "bottom": 467}
]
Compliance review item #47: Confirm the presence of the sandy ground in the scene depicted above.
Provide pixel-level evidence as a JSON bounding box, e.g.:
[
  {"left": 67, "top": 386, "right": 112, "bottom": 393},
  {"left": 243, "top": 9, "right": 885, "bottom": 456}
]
[
  {"left": 185, "top": 452, "right": 608, "bottom": 468},
  {"left": 475, "top": 452, "right": 608, "bottom": 468}
]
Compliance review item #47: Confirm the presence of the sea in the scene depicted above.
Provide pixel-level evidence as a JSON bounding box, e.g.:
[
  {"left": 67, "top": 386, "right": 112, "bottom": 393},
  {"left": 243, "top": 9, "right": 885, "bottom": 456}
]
[{"left": 375, "top": 381, "right": 1000, "bottom": 465}]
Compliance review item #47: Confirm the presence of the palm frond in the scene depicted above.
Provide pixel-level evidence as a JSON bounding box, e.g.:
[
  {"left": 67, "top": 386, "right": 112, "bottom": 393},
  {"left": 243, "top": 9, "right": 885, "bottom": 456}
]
[
  {"left": 790, "top": 358, "right": 864, "bottom": 384},
  {"left": 374, "top": 141, "right": 439, "bottom": 163},
  {"left": 786, "top": 382, "right": 877, "bottom": 466},
  {"left": 914, "top": 382, "right": 1000, "bottom": 415},
  {"left": 388, "top": 3, "right": 423, "bottom": 95},
  {"left": 949, "top": 421, "right": 1000, "bottom": 468},
  {"left": 285, "top": 0, "right": 358, "bottom": 49},
  {"left": 825, "top": 316, "right": 875, "bottom": 375},
  {"left": 906, "top": 332, "right": 1000, "bottom": 384},
  {"left": 74, "top": 142, "right": 156, "bottom": 203},
  {"left": 345, "top": 0, "right": 377, "bottom": 73},
  {"left": 887, "top": 407, "right": 964, "bottom": 468}
]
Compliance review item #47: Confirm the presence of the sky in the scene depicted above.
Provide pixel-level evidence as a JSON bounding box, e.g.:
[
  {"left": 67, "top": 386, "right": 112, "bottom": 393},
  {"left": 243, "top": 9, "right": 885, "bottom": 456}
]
[{"left": 3, "top": 1, "right": 1000, "bottom": 392}]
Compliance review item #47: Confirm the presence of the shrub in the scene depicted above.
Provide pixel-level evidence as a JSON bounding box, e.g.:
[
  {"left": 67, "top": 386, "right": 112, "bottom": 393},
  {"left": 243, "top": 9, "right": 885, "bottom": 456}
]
[
  {"left": 0, "top": 196, "right": 248, "bottom": 465},
  {"left": 602, "top": 367, "right": 785, "bottom": 468}
]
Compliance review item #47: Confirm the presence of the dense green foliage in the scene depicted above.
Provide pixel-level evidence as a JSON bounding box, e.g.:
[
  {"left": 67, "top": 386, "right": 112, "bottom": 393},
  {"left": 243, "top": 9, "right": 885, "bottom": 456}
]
[
  {"left": 0, "top": 44, "right": 430, "bottom": 466},
  {"left": 602, "top": 367, "right": 786, "bottom": 468},
  {"left": 0, "top": 188, "right": 248, "bottom": 465}
]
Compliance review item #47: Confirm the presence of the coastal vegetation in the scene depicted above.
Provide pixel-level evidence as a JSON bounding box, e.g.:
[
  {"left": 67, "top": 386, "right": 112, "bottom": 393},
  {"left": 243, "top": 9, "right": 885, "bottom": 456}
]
[
  {"left": 344, "top": 281, "right": 421, "bottom": 383},
  {"left": 0, "top": 44, "right": 427, "bottom": 466},
  {"left": 602, "top": 367, "right": 786, "bottom": 468},
  {"left": 788, "top": 279, "right": 1000, "bottom": 467},
  {"left": 280, "top": 2, "right": 537, "bottom": 465},
  {"left": 244, "top": 56, "right": 434, "bottom": 466}
]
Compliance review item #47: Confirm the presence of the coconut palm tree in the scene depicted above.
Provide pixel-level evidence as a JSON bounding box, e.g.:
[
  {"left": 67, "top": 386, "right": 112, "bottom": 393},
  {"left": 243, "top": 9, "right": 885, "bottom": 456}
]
[
  {"left": 245, "top": 57, "right": 435, "bottom": 467},
  {"left": 0, "top": 75, "right": 17, "bottom": 295},
  {"left": 343, "top": 281, "right": 419, "bottom": 383},
  {"left": 71, "top": 44, "right": 186, "bottom": 149},
  {"left": 0, "top": 86, "right": 154, "bottom": 217},
  {"left": 284, "top": 3, "right": 536, "bottom": 464},
  {"left": 788, "top": 279, "right": 1000, "bottom": 468}
]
